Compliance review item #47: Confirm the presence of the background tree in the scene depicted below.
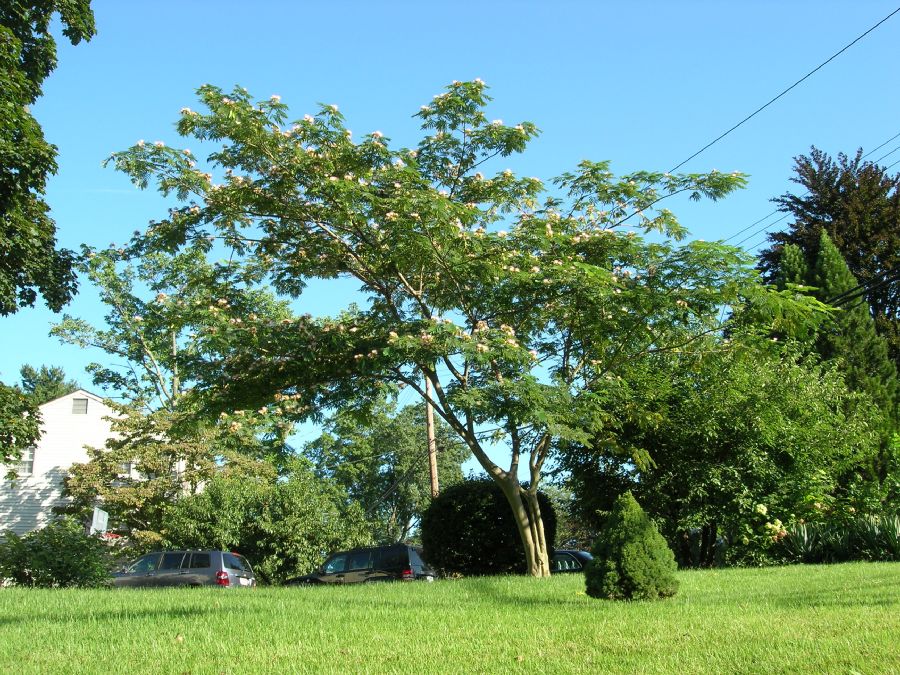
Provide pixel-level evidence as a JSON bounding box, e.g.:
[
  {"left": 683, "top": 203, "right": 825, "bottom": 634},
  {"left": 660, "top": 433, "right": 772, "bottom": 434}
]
[
  {"left": 303, "top": 398, "right": 469, "bottom": 543},
  {"left": 0, "top": 1, "right": 95, "bottom": 315},
  {"left": 420, "top": 479, "right": 557, "bottom": 576},
  {"left": 760, "top": 147, "right": 900, "bottom": 366},
  {"left": 560, "top": 341, "right": 886, "bottom": 567},
  {"left": 109, "top": 80, "right": 823, "bottom": 576},
  {"left": 774, "top": 233, "right": 898, "bottom": 433},
  {"left": 17, "top": 363, "right": 79, "bottom": 404},
  {"left": 54, "top": 246, "right": 297, "bottom": 546},
  {"left": 0, "top": 381, "right": 40, "bottom": 468},
  {"left": 163, "top": 460, "right": 371, "bottom": 584}
]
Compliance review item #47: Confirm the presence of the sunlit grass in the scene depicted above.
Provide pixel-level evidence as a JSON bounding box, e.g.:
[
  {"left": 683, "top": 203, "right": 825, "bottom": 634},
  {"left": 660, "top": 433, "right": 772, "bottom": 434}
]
[{"left": 0, "top": 562, "right": 897, "bottom": 673}]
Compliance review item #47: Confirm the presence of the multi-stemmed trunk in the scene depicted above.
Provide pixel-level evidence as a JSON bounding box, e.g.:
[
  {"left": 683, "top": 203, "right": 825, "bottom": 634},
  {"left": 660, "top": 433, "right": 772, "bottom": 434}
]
[{"left": 495, "top": 474, "right": 551, "bottom": 578}]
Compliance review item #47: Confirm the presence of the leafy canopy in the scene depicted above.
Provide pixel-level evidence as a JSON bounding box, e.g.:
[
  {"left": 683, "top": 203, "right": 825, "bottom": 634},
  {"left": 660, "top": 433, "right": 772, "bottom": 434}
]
[
  {"left": 0, "top": 1, "right": 95, "bottom": 314},
  {"left": 108, "top": 79, "right": 825, "bottom": 575}
]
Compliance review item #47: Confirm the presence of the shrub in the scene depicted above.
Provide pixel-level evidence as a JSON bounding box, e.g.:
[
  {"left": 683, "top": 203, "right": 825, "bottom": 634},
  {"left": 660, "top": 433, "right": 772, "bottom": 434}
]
[
  {"left": 0, "top": 517, "right": 112, "bottom": 587},
  {"left": 585, "top": 491, "right": 678, "bottom": 600},
  {"left": 163, "top": 461, "right": 372, "bottom": 584},
  {"left": 420, "top": 479, "right": 556, "bottom": 576},
  {"left": 780, "top": 514, "right": 900, "bottom": 563}
]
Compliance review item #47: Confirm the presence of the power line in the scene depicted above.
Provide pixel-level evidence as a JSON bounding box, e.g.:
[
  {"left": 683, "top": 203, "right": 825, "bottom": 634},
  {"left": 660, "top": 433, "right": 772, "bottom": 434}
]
[
  {"left": 862, "top": 131, "right": 900, "bottom": 158},
  {"left": 731, "top": 213, "right": 790, "bottom": 248},
  {"left": 667, "top": 6, "right": 900, "bottom": 174},
  {"left": 723, "top": 126, "right": 900, "bottom": 249},
  {"left": 827, "top": 271, "right": 900, "bottom": 307},
  {"left": 873, "top": 144, "right": 900, "bottom": 164}
]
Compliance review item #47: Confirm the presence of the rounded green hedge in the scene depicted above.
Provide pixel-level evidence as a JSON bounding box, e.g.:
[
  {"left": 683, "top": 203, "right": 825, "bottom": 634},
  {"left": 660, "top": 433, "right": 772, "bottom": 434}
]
[{"left": 421, "top": 479, "right": 556, "bottom": 576}]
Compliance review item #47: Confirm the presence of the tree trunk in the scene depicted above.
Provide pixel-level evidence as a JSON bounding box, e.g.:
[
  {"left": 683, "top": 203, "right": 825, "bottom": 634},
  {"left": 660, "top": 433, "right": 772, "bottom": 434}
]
[{"left": 495, "top": 476, "right": 551, "bottom": 578}]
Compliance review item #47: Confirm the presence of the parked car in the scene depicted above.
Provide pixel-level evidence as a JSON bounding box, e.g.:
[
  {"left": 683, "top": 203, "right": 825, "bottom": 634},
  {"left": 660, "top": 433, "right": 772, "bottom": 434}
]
[
  {"left": 285, "top": 544, "right": 435, "bottom": 585},
  {"left": 112, "top": 550, "right": 256, "bottom": 588},
  {"left": 551, "top": 549, "right": 593, "bottom": 573}
]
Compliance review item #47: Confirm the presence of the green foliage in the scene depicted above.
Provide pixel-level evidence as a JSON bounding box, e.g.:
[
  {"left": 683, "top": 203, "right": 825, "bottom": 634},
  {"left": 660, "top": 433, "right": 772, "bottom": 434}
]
[
  {"left": 0, "top": 516, "right": 111, "bottom": 587},
  {"left": 0, "top": 1, "right": 95, "bottom": 315},
  {"left": 60, "top": 403, "right": 283, "bottom": 550},
  {"left": 53, "top": 246, "right": 299, "bottom": 548},
  {"left": 17, "top": 363, "right": 79, "bottom": 404},
  {"left": 760, "top": 147, "right": 900, "bottom": 367},
  {"left": 304, "top": 398, "right": 468, "bottom": 543},
  {"left": 107, "top": 79, "right": 824, "bottom": 575},
  {"left": 562, "top": 342, "right": 886, "bottom": 568},
  {"left": 780, "top": 514, "right": 900, "bottom": 564},
  {"left": 810, "top": 232, "right": 899, "bottom": 428},
  {"left": 585, "top": 491, "right": 677, "bottom": 600},
  {"left": 0, "top": 381, "right": 40, "bottom": 466},
  {"left": 420, "top": 479, "right": 556, "bottom": 576},
  {"left": 163, "top": 461, "right": 371, "bottom": 584},
  {"left": 52, "top": 245, "right": 294, "bottom": 411}
]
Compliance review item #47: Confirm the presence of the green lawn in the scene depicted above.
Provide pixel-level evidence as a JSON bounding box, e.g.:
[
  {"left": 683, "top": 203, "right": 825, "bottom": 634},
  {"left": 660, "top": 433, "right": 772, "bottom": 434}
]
[{"left": 1, "top": 562, "right": 898, "bottom": 674}]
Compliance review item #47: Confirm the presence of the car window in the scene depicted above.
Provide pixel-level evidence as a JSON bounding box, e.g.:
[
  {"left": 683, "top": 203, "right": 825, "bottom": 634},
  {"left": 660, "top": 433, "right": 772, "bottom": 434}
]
[
  {"left": 127, "top": 553, "right": 161, "bottom": 574},
  {"left": 224, "top": 553, "right": 250, "bottom": 572},
  {"left": 375, "top": 547, "right": 405, "bottom": 569},
  {"left": 187, "top": 552, "right": 211, "bottom": 569},
  {"left": 347, "top": 551, "right": 372, "bottom": 571},
  {"left": 323, "top": 554, "right": 348, "bottom": 574},
  {"left": 409, "top": 548, "right": 426, "bottom": 568},
  {"left": 159, "top": 552, "right": 185, "bottom": 570},
  {"left": 552, "top": 553, "right": 579, "bottom": 572}
]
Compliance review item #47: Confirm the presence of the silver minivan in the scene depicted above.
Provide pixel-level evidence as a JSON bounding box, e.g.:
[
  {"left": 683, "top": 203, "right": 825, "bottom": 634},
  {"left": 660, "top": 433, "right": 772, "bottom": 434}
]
[{"left": 112, "top": 550, "right": 256, "bottom": 588}]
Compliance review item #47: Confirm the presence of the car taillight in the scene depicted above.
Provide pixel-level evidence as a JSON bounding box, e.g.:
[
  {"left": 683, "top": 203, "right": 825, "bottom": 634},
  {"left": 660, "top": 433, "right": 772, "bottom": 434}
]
[
  {"left": 215, "top": 570, "right": 230, "bottom": 586},
  {"left": 401, "top": 568, "right": 414, "bottom": 580}
]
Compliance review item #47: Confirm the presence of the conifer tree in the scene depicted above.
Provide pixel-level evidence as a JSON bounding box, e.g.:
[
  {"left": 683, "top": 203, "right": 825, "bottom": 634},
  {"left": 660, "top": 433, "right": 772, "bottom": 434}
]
[
  {"left": 585, "top": 491, "right": 678, "bottom": 600},
  {"left": 812, "top": 232, "right": 899, "bottom": 423},
  {"left": 760, "top": 148, "right": 900, "bottom": 367}
]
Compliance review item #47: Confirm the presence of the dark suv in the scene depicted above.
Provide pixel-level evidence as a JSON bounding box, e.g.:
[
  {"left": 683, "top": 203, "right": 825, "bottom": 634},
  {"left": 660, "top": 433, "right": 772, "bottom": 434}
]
[
  {"left": 112, "top": 550, "right": 256, "bottom": 588},
  {"left": 285, "top": 544, "right": 435, "bottom": 585}
]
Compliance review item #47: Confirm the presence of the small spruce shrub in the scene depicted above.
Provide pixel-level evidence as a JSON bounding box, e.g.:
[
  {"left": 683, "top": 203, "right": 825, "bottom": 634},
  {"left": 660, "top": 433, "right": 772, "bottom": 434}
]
[
  {"left": 421, "top": 479, "right": 556, "bottom": 576},
  {"left": 0, "top": 517, "right": 113, "bottom": 587},
  {"left": 585, "top": 491, "right": 678, "bottom": 600}
]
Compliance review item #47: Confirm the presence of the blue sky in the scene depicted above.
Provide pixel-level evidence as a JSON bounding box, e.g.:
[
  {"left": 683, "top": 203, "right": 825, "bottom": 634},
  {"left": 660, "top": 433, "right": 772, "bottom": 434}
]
[{"left": 4, "top": 1, "right": 900, "bottom": 443}]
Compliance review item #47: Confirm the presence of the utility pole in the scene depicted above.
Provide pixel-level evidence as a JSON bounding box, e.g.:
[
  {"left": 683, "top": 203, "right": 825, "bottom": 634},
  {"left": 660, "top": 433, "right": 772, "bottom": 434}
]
[{"left": 424, "top": 371, "right": 439, "bottom": 498}]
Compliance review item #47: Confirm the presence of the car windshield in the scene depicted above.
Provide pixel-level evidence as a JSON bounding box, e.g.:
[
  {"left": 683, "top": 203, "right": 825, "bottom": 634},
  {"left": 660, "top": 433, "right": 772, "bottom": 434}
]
[
  {"left": 127, "top": 553, "right": 161, "bottom": 574},
  {"left": 224, "top": 553, "right": 252, "bottom": 572},
  {"left": 323, "top": 554, "right": 347, "bottom": 574}
]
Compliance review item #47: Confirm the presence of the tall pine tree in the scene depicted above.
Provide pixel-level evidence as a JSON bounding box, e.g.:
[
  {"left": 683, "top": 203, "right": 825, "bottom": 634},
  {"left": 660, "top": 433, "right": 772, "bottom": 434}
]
[
  {"left": 760, "top": 148, "right": 900, "bottom": 368},
  {"left": 812, "top": 232, "right": 898, "bottom": 423},
  {"left": 775, "top": 231, "right": 898, "bottom": 430}
]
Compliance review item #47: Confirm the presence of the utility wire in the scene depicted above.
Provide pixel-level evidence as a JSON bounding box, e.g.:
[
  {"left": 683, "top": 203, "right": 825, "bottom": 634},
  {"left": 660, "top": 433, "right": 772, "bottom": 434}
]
[
  {"left": 862, "top": 132, "right": 900, "bottom": 158},
  {"left": 827, "top": 271, "right": 900, "bottom": 307},
  {"left": 873, "top": 144, "right": 900, "bottom": 164},
  {"left": 667, "top": 6, "right": 900, "bottom": 174},
  {"left": 723, "top": 126, "right": 900, "bottom": 248}
]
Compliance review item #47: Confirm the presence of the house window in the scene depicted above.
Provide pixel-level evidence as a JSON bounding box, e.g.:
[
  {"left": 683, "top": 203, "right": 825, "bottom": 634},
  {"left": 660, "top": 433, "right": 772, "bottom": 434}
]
[
  {"left": 17, "top": 448, "right": 35, "bottom": 476},
  {"left": 120, "top": 461, "right": 133, "bottom": 476},
  {"left": 72, "top": 398, "right": 89, "bottom": 414}
]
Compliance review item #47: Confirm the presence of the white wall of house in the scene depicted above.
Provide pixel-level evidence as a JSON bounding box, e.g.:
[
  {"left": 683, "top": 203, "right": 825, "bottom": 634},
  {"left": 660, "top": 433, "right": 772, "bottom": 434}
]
[{"left": 0, "top": 390, "right": 116, "bottom": 535}]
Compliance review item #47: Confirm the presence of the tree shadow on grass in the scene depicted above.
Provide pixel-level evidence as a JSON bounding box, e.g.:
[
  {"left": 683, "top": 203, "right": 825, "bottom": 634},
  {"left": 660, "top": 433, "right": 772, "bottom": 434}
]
[{"left": 0, "top": 603, "right": 252, "bottom": 627}]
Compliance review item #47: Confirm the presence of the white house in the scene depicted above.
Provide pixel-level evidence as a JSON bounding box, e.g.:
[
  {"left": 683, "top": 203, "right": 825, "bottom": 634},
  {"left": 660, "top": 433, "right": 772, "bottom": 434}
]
[{"left": 1, "top": 390, "right": 116, "bottom": 535}]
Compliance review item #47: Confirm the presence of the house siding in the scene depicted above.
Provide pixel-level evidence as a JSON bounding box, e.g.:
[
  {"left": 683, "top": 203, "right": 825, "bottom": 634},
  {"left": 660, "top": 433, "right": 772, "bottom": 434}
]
[{"left": 1, "top": 391, "right": 116, "bottom": 535}]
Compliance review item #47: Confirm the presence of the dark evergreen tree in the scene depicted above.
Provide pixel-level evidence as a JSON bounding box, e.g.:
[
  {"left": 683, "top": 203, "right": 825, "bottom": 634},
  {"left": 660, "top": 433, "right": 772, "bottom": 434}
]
[
  {"left": 18, "top": 364, "right": 79, "bottom": 405},
  {"left": 811, "top": 232, "right": 899, "bottom": 423},
  {"left": 585, "top": 491, "right": 678, "bottom": 600},
  {"left": 759, "top": 147, "right": 900, "bottom": 367}
]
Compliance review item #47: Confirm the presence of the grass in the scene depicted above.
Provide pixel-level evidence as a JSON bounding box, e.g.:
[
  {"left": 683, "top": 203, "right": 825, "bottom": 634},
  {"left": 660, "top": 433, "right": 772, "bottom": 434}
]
[{"left": 1, "top": 562, "right": 898, "bottom": 674}]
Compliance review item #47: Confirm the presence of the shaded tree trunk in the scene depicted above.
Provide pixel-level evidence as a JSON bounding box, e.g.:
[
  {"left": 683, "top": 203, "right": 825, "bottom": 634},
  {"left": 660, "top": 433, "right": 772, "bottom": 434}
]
[{"left": 495, "top": 475, "right": 551, "bottom": 577}]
